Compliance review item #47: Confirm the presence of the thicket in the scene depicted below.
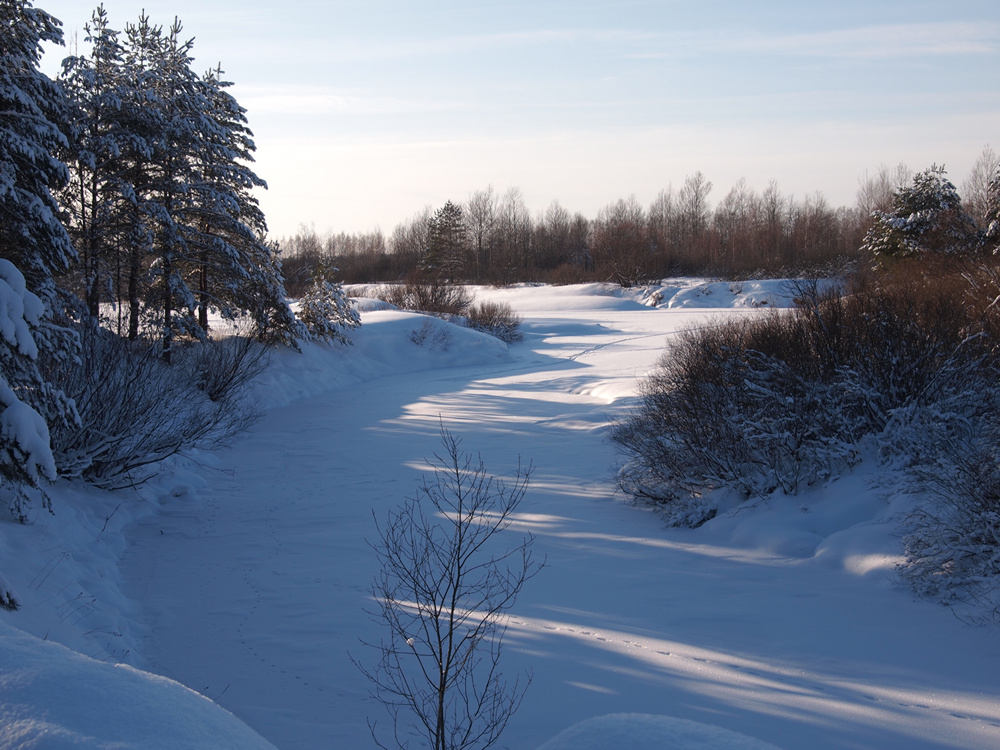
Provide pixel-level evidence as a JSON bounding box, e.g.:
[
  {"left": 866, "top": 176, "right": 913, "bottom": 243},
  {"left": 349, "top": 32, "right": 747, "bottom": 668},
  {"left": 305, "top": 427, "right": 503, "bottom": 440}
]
[
  {"left": 465, "top": 301, "right": 524, "bottom": 344},
  {"left": 612, "top": 233, "right": 1000, "bottom": 615},
  {"left": 372, "top": 275, "right": 474, "bottom": 317},
  {"left": 613, "top": 258, "right": 997, "bottom": 506},
  {"left": 40, "top": 324, "right": 267, "bottom": 494}
]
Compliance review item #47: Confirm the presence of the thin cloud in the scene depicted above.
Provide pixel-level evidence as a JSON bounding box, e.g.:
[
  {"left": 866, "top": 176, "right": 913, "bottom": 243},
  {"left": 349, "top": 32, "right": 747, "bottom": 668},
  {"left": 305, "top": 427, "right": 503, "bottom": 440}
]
[
  {"left": 629, "top": 22, "right": 1000, "bottom": 60},
  {"left": 744, "top": 22, "right": 1000, "bottom": 58},
  {"left": 314, "top": 28, "right": 653, "bottom": 63},
  {"left": 240, "top": 86, "right": 461, "bottom": 116}
]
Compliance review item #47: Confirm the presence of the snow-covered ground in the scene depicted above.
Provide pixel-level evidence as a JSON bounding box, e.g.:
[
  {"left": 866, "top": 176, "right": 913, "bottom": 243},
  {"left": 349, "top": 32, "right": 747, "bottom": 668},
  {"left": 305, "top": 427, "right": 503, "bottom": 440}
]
[{"left": 3, "top": 279, "right": 1000, "bottom": 749}]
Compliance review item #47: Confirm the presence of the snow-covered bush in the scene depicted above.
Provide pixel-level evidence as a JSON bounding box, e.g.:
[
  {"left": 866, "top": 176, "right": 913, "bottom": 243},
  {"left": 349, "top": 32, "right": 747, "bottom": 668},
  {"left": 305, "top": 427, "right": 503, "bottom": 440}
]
[
  {"left": 409, "top": 317, "right": 453, "bottom": 350},
  {"left": 613, "top": 261, "right": 1000, "bottom": 526},
  {"left": 297, "top": 261, "right": 361, "bottom": 345},
  {"left": 0, "top": 571, "right": 17, "bottom": 611},
  {"left": 611, "top": 316, "right": 864, "bottom": 524},
  {"left": 896, "top": 390, "right": 1000, "bottom": 622},
  {"left": 466, "top": 300, "right": 523, "bottom": 343}
]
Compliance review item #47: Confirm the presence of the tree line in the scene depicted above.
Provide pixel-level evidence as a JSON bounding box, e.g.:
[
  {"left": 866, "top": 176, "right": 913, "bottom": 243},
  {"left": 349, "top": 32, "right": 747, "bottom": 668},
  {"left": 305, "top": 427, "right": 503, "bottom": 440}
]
[{"left": 279, "top": 148, "right": 1000, "bottom": 293}]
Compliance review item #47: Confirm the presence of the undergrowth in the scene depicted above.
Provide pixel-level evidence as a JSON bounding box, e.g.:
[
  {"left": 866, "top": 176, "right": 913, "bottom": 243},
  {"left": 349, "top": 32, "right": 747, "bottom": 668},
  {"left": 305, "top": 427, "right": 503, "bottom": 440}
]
[{"left": 612, "top": 256, "right": 1000, "bottom": 618}]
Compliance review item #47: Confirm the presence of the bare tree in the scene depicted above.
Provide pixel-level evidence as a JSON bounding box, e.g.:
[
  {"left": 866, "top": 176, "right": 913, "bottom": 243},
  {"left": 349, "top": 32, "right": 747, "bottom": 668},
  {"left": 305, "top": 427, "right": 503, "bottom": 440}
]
[
  {"left": 391, "top": 206, "right": 433, "bottom": 269},
  {"left": 962, "top": 144, "right": 1000, "bottom": 228},
  {"left": 648, "top": 186, "right": 676, "bottom": 271},
  {"left": 592, "top": 195, "right": 650, "bottom": 286},
  {"left": 358, "top": 427, "right": 541, "bottom": 750},
  {"left": 856, "top": 162, "right": 912, "bottom": 219},
  {"left": 532, "top": 199, "right": 572, "bottom": 271},
  {"left": 713, "top": 177, "right": 758, "bottom": 268},
  {"left": 465, "top": 186, "right": 497, "bottom": 280},
  {"left": 677, "top": 171, "right": 714, "bottom": 265},
  {"left": 492, "top": 187, "right": 532, "bottom": 285}
]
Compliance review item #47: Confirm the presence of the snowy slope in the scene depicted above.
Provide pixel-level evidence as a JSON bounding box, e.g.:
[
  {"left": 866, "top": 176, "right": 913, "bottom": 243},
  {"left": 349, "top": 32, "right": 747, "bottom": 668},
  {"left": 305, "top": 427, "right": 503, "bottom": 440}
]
[
  {"left": 0, "top": 621, "right": 276, "bottom": 749},
  {"left": 3, "top": 280, "right": 1000, "bottom": 749}
]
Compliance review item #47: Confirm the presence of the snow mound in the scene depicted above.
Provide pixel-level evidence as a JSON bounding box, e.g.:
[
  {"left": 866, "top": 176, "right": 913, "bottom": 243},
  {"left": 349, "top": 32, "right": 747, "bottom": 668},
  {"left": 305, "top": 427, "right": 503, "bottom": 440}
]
[
  {"left": 0, "top": 621, "right": 275, "bottom": 750},
  {"left": 701, "top": 465, "right": 905, "bottom": 576},
  {"left": 641, "top": 278, "right": 821, "bottom": 310},
  {"left": 536, "top": 714, "right": 784, "bottom": 750},
  {"left": 252, "top": 309, "right": 511, "bottom": 409}
]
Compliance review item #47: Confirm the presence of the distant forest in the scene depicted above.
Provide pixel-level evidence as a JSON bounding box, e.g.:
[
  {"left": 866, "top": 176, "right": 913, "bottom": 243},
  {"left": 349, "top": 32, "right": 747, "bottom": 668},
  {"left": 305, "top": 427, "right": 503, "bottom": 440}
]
[{"left": 279, "top": 149, "right": 999, "bottom": 294}]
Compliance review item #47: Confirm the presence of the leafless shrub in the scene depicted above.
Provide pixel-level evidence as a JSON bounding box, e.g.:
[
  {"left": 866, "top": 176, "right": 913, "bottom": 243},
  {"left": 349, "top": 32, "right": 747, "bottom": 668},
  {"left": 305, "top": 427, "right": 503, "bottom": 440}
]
[
  {"left": 465, "top": 301, "right": 523, "bottom": 343},
  {"left": 611, "top": 315, "right": 864, "bottom": 523},
  {"left": 356, "top": 428, "right": 540, "bottom": 750},
  {"left": 182, "top": 321, "right": 271, "bottom": 402},
  {"left": 374, "top": 275, "right": 473, "bottom": 316},
  {"left": 44, "top": 326, "right": 264, "bottom": 489}
]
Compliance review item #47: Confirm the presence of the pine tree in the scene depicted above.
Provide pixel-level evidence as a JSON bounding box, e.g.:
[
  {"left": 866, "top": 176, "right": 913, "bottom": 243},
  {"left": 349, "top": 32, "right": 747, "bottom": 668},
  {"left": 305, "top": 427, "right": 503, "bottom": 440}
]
[
  {"left": 181, "top": 65, "right": 301, "bottom": 338},
  {"left": 58, "top": 5, "right": 133, "bottom": 319},
  {"left": 118, "top": 11, "right": 163, "bottom": 340},
  {"left": 0, "top": 259, "right": 59, "bottom": 507},
  {"left": 862, "top": 164, "right": 981, "bottom": 258},
  {"left": 423, "top": 200, "right": 467, "bottom": 280},
  {"left": 114, "top": 14, "right": 299, "bottom": 353},
  {"left": 244, "top": 238, "right": 305, "bottom": 346},
  {"left": 985, "top": 169, "right": 1000, "bottom": 252},
  {"left": 144, "top": 17, "right": 206, "bottom": 361},
  {"left": 0, "top": 0, "right": 79, "bottom": 517},
  {"left": 297, "top": 258, "right": 359, "bottom": 345},
  {"left": 0, "top": 0, "right": 76, "bottom": 294}
]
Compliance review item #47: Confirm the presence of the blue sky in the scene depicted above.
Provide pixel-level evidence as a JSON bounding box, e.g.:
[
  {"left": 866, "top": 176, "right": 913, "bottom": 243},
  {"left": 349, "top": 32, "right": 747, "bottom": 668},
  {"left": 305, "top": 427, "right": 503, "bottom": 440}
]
[{"left": 39, "top": 0, "right": 1000, "bottom": 237}]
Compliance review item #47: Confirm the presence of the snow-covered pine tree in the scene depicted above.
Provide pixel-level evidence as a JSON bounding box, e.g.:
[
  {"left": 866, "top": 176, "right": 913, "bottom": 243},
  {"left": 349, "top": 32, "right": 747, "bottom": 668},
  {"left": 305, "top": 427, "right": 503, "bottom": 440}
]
[
  {"left": 183, "top": 65, "right": 299, "bottom": 340},
  {"left": 143, "top": 17, "right": 209, "bottom": 361},
  {"left": 985, "top": 169, "right": 1000, "bottom": 252},
  {"left": 0, "top": 0, "right": 76, "bottom": 293},
  {"left": 242, "top": 238, "right": 305, "bottom": 346},
  {"left": 118, "top": 12, "right": 164, "bottom": 340},
  {"left": 116, "top": 15, "right": 297, "bottom": 354},
  {"left": 0, "top": 0, "right": 79, "bottom": 518},
  {"left": 58, "top": 5, "right": 134, "bottom": 320},
  {"left": 0, "top": 258, "right": 62, "bottom": 519},
  {"left": 861, "top": 164, "right": 981, "bottom": 258},
  {"left": 185, "top": 65, "right": 265, "bottom": 332},
  {"left": 297, "top": 258, "right": 359, "bottom": 345}
]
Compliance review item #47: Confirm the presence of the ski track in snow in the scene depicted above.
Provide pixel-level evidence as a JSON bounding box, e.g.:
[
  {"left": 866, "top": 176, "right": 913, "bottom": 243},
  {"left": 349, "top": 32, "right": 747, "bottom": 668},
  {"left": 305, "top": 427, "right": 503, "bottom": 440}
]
[{"left": 117, "top": 286, "right": 1000, "bottom": 750}]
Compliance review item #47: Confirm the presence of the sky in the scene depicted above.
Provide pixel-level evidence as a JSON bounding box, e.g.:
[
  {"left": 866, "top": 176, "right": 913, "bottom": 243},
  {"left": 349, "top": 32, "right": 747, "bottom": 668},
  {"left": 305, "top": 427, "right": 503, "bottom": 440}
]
[{"left": 37, "top": 0, "right": 1000, "bottom": 239}]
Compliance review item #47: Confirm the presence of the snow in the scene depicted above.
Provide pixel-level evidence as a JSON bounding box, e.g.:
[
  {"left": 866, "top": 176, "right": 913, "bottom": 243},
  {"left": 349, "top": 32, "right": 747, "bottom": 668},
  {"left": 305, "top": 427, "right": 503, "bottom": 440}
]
[
  {"left": 0, "top": 620, "right": 275, "bottom": 749},
  {"left": 0, "top": 395, "right": 56, "bottom": 484},
  {"left": 3, "top": 279, "right": 1000, "bottom": 749},
  {"left": 535, "top": 713, "right": 783, "bottom": 750},
  {"left": 0, "top": 259, "right": 44, "bottom": 358}
]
